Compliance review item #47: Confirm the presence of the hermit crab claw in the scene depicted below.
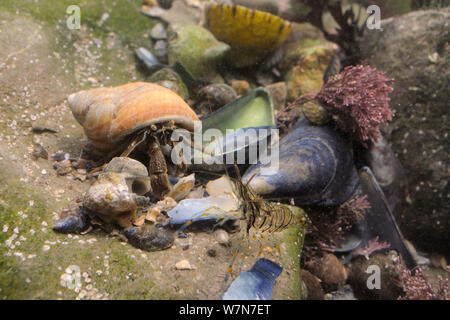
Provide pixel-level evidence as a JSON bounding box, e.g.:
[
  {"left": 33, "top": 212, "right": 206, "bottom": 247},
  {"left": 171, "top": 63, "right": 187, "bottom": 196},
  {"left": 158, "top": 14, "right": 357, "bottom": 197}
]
[{"left": 82, "top": 157, "right": 152, "bottom": 228}]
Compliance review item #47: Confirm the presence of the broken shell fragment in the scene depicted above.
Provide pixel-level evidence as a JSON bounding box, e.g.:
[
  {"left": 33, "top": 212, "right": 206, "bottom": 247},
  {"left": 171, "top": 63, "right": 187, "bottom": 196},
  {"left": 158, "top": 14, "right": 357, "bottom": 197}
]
[
  {"left": 222, "top": 258, "right": 282, "bottom": 300},
  {"left": 166, "top": 173, "right": 195, "bottom": 201},
  {"left": 103, "top": 157, "right": 151, "bottom": 196},
  {"left": 205, "top": 175, "right": 235, "bottom": 197},
  {"left": 32, "top": 143, "right": 48, "bottom": 160},
  {"left": 175, "top": 259, "right": 194, "bottom": 270},
  {"left": 214, "top": 228, "right": 230, "bottom": 245},
  {"left": 167, "top": 195, "right": 241, "bottom": 226}
]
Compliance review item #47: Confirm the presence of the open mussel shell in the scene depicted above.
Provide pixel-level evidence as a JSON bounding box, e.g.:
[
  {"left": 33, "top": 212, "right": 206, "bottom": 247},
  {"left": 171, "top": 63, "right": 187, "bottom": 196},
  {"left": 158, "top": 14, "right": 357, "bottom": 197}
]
[
  {"left": 190, "top": 88, "right": 277, "bottom": 172},
  {"left": 242, "top": 118, "right": 359, "bottom": 207},
  {"left": 356, "top": 134, "right": 407, "bottom": 214},
  {"left": 201, "top": 88, "right": 275, "bottom": 133},
  {"left": 222, "top": 258, "right": 283, "bottom": 300},
  {"left": 357, "top": 167, "right": 417, "bottom": 269}
]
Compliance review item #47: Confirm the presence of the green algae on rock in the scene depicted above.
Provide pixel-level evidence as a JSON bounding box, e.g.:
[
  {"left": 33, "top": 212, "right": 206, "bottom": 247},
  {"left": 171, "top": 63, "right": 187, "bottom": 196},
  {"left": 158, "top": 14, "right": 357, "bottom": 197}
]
[
  {"left": 148, "top": 67, "right": 189, "bottom": 100},
  {"left": 282, "top": 39, "right": 337, "bottom": 101},
  {"left": 167, "top": 24, "right": 230, "bottom": 82}
]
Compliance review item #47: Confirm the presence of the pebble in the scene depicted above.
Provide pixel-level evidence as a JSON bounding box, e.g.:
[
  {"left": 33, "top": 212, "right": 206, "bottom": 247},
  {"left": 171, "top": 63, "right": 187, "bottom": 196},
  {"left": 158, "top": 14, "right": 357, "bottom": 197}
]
[
  {"left": 230, "top": 80, "right": 251, "bottom": 96},
  {"left": 32, "top": 143, "right": 48, "bottom": 159},
  {"left": 60, "top": 273, "right": 72, "bottom": 287},
  {"left": 214, "top": 229, "right": 229, "bottom": 245},
  {"left": 153, "top": 40, "right": 167, "bottom": 60},
  {"left": 175, "top": 259, "right": 194, "bottom": 270},
  {"left": 42, "top": 245, "right": 50, "bottom": 252},
  {"left": 151, "top": 23, "right": 167, "bottom": 41}
]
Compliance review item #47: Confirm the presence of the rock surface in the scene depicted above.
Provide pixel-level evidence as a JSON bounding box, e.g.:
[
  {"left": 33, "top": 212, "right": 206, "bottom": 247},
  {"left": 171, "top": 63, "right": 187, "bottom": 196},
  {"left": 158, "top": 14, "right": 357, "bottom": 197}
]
[
  {"left": 167, "top": 24, "right": 230, "bottom": 82},
  {"left": 348, "top": 253, "right": 404, "bottom": 300},
  {"left": 305, "top": 253, "right": 347, "bottom": 291},
  {"left": 281, "top": 39, "right": 338, "bottom": 101},
  {"left": 359, "top": 9, "right": 449, "bottom": 255}
]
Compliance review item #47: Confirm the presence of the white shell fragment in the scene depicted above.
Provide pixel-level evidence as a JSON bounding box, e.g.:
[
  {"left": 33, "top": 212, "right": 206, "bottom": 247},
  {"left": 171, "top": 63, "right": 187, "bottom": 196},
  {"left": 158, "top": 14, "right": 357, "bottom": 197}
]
[
  {"left": 166, "top": 173, "right": 196, "bottom": 201},
  {"left": 167, "top": 194, "right": 241, "bottom": 225}
]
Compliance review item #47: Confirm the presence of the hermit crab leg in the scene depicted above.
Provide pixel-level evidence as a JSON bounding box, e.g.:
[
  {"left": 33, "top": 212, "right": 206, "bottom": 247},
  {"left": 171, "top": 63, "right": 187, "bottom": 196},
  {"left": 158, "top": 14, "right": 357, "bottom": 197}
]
[
  {"left": 120, "top": 129, "right": 149, "bottom": 158},
  {"left": 147, "top": 137, "right": 172, "bottom": 199}
]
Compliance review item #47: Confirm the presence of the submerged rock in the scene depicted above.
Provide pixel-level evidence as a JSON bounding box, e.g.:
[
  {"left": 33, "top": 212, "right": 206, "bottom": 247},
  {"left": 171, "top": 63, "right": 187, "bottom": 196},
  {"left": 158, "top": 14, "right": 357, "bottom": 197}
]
[
  {"left": 150, "top": 23, "right": 167, "bottom": 41},
  {"left": 148, "top": 67, "right": 189, "bottom": 100},
  {"left": 281, "top": 39, "right": 338, "bottom": 101},
  {"left": 305, "top": 253, "right": 347, "bottom": 292},
  {"left": 167, "top": 24, "right": 230, "bottom": 82},
  {"left": 301, "top": 270, "right": 325, "bottom": 300},
  {"left": 264, "top": 82, "right": 287, "bottom": 111},
  {"left": 196, "top": 83, "right": 237, "bottom": 114},
  {"left": 359, "top": 9, "right": 449, "bottom": 254},
  {"left": 348, "top": 252, "right": 404, "bottom": 300}
]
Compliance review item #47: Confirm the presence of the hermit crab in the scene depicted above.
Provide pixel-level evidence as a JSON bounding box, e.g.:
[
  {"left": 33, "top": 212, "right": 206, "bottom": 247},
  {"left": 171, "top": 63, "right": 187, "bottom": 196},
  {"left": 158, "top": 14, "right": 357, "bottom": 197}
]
[{"left": 68, "top": 82, "right": 200, "bottom": 198}]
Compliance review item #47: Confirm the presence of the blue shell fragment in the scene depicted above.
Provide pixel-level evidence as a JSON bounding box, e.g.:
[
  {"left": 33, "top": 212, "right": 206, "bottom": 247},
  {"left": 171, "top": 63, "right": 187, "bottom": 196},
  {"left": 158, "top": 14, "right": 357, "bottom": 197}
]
[{"left": 222, "top": 258, "right": 283, "bottom": 300}]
